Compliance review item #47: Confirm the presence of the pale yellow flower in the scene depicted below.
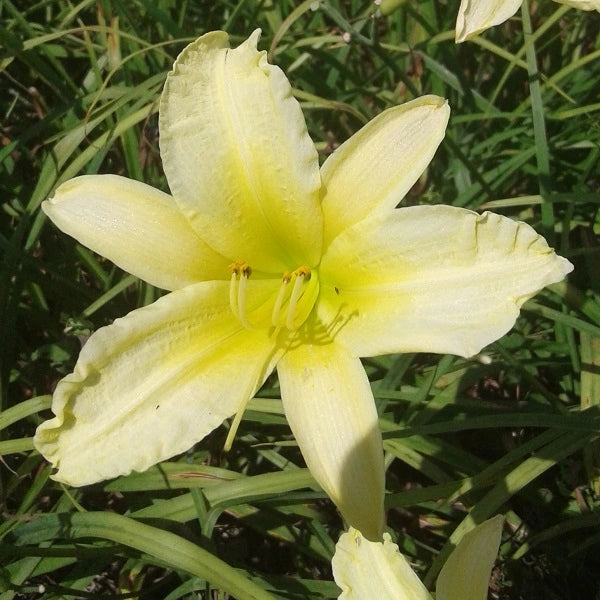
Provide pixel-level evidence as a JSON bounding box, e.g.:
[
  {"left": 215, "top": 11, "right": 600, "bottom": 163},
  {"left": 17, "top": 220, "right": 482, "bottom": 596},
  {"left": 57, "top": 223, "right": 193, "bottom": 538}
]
[
  {"left": 332, "top": 516, "right": 504, "bottom": 599},
  {"left": 35, "top": 30, "right": 571, "bottom": 540},
  {"left": 456, "top": 0, "right": 600, "bottom": 42}
]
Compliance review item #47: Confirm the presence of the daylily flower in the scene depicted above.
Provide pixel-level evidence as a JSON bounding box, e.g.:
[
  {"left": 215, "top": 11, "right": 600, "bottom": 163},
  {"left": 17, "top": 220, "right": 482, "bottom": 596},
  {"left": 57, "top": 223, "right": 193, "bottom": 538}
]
[
  {"left": 332, "top": 516, "right": 504, "bottom": 599},
  {"left": 456, "top": 0, "right": 600, "bottom": 42},
  {"left": 35, "top": 30, "right": 572, "bottom": 541}
]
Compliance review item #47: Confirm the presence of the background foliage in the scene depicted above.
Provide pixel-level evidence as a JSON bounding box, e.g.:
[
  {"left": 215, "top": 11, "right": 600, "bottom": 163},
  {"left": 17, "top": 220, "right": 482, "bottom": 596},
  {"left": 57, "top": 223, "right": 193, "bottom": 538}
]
[{"left": 1, "top": 0, "right": 599, "bottom": 598}]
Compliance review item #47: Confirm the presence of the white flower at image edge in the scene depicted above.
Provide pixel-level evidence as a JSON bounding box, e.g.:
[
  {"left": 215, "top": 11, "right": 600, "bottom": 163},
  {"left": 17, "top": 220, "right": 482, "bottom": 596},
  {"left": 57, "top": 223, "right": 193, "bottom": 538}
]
[
  {"left": 455, "top": 0, "right": 600, "bottom": 42},
  {"left": 332, "top": 516, "right": 504, "bottom": 600}
]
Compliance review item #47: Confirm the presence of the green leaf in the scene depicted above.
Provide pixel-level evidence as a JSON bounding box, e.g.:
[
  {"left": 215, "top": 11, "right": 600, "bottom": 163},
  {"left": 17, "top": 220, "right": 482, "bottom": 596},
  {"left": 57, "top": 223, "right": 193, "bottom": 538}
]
[{"left": 14, "top": 512, "right": 276, "bottom": 600}]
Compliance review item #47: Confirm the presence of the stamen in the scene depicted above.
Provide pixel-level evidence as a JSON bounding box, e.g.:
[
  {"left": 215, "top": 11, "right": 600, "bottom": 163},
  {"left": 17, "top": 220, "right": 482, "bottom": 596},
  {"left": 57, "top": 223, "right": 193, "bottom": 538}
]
[
  {"left": 229, "top": 261, "right": 251, "bottom": 326},
  {"left": 271, "top": 272, "right": 291, "bottom": 327},
  {"left": 286, "top": 266, "right": 311, "bottom": 330},
  {"left": 230, "top": 262, "right": 312, "bottom": 332}
]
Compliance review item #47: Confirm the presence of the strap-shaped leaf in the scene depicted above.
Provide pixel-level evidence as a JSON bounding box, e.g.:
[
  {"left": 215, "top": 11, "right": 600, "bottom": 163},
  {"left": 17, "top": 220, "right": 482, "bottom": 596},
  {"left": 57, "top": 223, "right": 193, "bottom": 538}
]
[{"left": 15, "top": 511, "right": 276, "bottom": 600}]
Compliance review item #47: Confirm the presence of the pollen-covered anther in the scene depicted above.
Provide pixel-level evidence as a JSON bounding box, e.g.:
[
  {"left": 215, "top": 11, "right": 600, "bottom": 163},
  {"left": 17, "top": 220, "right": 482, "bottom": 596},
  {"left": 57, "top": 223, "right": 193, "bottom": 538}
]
[
  {"left": 294, "top": 265, "right": 311, "bottom": 280},
  {"left": 229, "top": 261, "right": 251, "bottom": 277}
]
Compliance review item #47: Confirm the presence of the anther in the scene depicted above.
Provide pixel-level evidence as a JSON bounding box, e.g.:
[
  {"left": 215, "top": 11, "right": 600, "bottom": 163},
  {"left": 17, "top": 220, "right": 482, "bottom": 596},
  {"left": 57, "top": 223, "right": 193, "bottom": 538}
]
[
  {"left": 229, "top": 261, "right": 251, "bottom": 276},
  {"left": 295, "top": 266, "right": 311, "bottom": 280}
]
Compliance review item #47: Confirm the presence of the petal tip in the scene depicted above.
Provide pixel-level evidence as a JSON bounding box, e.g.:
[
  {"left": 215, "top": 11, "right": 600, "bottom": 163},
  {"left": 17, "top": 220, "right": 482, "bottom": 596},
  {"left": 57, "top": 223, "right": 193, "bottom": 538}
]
[
  {"left": 560, "top": 255, "right": 575, "bottom": 276},
  {"left": 420, "top": 95, "right": 451, "bottom": 126},
  {"left": 418, "top": 94, "right": 451, "bottom": 111},
  {"left": 247, "top": 28, "right": 262, "bottom": 47},
  {"left": 163, "top": 30, "right": 230, "bottom": 86},
  {"left": 42, "top": 178, "right": 77, "bottom": 216}
]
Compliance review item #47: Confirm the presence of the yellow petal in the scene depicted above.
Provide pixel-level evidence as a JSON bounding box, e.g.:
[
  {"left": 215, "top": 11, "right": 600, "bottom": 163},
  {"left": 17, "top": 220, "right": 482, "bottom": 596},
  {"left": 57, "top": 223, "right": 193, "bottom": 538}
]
[
  {"left": 159, "top": 30, "right": 323, "bottom": 272},
  {"left": 455, "top": 0, "right": 523, "bottom": 42},
  {"left": 332, "top": 528, "right": 433, "bottom": 600},
  {"left": 553, "top": 0, "right": 600, "bottom": 10},
  {"left": 34, "top": 281, "right": 280, "bottom": 486},
  {"left": 437, "top": 516, "right": 504, "bottom": 600},
  {"left": 277, "top": 339, "right": 385, "bottom": 540},
  {"left": 43, "top": 175, "right": 230, "bottom": 290},
  {"left": 320, "top": 96, "right": 449, "bottom": 247},
  {"left": 319, "top": 206, "right": 573, "bottom": 358}
]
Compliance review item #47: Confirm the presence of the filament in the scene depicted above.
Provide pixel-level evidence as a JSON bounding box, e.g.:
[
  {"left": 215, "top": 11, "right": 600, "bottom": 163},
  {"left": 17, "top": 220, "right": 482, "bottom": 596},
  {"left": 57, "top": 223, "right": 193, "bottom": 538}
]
[
  {"left": 286, "top": 271, "right": 306, "bottom": 330},
  {"left": 229, "top": 271, "right": 239, "bottom": 318},
  {"left": 237, "top": 270, "right": 251, "bottom": 329},
  {"left": 271, "top": 272, "right": 291, "bottom": 327}
]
